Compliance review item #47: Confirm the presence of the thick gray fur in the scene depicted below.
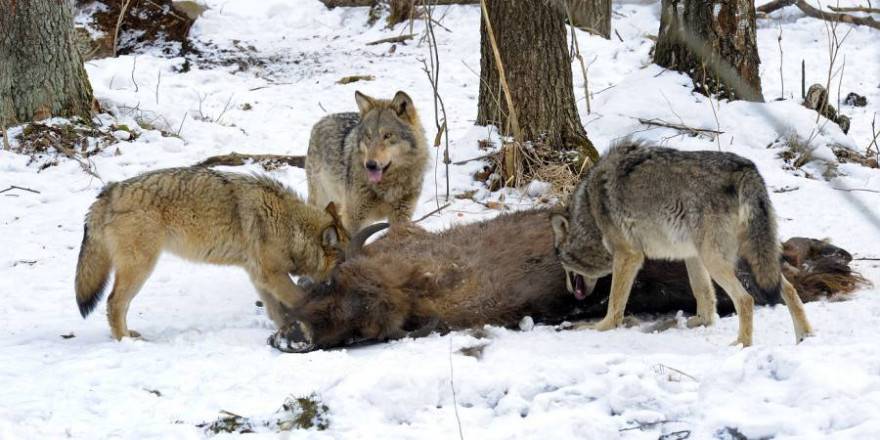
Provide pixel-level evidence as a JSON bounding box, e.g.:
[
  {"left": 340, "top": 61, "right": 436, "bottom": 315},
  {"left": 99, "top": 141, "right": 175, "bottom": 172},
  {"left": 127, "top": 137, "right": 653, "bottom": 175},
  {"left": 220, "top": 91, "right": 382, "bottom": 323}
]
[
  {"left": 306, "top": 91, "right": 428, "bottom": 233},
  {"left": 551, "top": 139, "right": 813, "bottom": 346}
]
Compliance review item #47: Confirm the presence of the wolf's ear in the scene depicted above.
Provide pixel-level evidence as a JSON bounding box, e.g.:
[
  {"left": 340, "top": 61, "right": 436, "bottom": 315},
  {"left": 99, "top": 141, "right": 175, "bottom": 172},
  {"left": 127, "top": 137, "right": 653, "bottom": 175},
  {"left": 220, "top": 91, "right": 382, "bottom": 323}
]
[
  {"left": 321, "top": 225, "right": 341, "bottom": 249},
  {"left": 391, "top": 91, "right": 416, "bottom": 123},
  {"left": 355, "top": 91, "right": 378, "bottom": 117},
  {"left": 324, "top": 202, "right": 350, "bottom": 242},
  {"left": 550, "top": 214, "right": 569, "bottom": 248}
]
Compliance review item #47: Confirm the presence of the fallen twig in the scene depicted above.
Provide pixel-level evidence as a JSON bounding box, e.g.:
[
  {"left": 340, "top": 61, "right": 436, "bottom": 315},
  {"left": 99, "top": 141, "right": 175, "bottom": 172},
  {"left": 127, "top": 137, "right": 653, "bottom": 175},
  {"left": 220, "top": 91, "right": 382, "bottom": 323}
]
[
  {"left": 366, "top": 33, "right": 416, "bottom": 46},
  {"left": 831, "top": 187, "right": 880, "bottom": 194},
  {"left": 53, "top": 144, "right": 103, "bottom": 181},
  {"left": 196, "top": 152, "right": 306, "bottom": 168},
  {"left": 619, "top": 420, "right": 684, "bottom": 432},
  {"left": 0, "top": 185, "right": 41, "bottom": 194},
  {"left": 452, "top": 153, "right": 495, "bottom": 165},
  {"left": 247, "top": 82, "right": 294, "bottom": 92},
  {"left": 637, "top": 118, "right": 724, "bottom": 137},
  {"left": 414, "top": 203, "right": 451, "bottom": 224},
  {"left": 337, "top": 75, "right": 375, "bottom": 84}
]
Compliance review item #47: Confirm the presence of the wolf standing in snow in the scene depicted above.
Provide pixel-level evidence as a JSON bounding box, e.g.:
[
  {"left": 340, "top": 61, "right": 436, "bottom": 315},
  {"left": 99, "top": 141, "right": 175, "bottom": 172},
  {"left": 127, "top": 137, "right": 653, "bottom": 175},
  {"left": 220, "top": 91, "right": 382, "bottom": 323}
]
[
  {"left": 306, "top": 91, "right": 428, "bottom": 233},
  {"left": 75, "top": 167, "right": 348, "bottom": 340},
  {"left": 550, "top": 140, "right": 814, "bottom": 346}
]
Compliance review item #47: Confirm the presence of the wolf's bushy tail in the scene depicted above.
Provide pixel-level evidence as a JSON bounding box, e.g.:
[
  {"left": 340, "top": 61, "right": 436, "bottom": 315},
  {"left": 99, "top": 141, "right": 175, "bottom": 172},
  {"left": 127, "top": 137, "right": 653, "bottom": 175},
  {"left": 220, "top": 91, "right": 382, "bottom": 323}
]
[
  {"left": 75, "top": 196, "right": 112, "bottom": 318},
  {"left": 738, "top": 172, "right": 783, "bottom": 305}
]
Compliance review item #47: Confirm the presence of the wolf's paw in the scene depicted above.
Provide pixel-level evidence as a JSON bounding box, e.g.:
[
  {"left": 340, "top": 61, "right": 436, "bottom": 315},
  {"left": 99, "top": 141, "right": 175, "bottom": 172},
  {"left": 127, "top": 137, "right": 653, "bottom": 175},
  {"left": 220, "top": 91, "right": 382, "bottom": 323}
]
[
  {"left": 686, "top": 315, "right": 713, "bottom": 328},
  {"left": 728, "top": 337, "right": 752, "bottom": 348},
  {"left": 795, "top": 331, "right": 815, "bottom": 344},
  {"left": 113, "top": 329, "right": 142, "bottom": 341},
  {"left": 589, "top": 318, "right": 620, "bottom": 332}
]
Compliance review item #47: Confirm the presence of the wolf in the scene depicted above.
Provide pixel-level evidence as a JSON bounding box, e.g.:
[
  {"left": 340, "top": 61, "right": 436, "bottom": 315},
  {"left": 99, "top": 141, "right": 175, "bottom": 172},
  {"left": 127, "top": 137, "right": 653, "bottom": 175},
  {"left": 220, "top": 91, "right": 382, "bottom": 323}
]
[
  {"left": 306, "top": 90, "right": 429, "bottom": 233},
  {"left": 550, "top": 140, "right": 814, "bottom": 346},
  {"left": 75, "top": 167, "right": 347, "bottom": 340}
]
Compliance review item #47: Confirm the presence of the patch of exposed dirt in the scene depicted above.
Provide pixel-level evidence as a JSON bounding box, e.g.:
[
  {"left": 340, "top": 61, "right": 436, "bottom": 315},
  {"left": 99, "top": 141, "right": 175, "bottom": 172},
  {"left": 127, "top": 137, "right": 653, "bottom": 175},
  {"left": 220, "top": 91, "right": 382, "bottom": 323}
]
[{"left": 74, "top": 0, "right": 199, "bottom": 59}]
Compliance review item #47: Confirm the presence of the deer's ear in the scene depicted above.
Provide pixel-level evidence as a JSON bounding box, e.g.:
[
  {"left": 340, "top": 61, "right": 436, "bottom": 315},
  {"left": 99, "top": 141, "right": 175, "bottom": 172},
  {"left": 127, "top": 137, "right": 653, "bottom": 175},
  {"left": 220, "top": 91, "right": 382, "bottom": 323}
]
[{"left": 324, "top": 202, "right": 350, "bottom": 241}]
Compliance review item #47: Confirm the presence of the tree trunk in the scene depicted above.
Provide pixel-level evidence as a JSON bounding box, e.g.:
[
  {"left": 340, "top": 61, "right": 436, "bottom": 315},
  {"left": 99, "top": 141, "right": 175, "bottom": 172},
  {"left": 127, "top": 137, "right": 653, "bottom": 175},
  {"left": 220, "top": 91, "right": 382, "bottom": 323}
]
[
  {"left": 565, "top": 0, "right": 612, "bottom": 39},
  {"left": 477, "top": 0, "right": 597, "bottom": 170},
  {"left": 0, "top": 0, "right": 94, "bottom": 127},
  {"left": 654, "top": 0, "right": 763, "bottom": 102}
]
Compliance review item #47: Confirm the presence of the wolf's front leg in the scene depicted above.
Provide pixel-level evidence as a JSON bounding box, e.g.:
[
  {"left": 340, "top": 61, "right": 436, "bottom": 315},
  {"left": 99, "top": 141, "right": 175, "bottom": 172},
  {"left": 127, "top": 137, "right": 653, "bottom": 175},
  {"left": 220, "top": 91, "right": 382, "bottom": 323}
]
[
  {"left": 250, "top": 268, "right": 307, "bottom": 312},
  {"left": 343, "top": 193, "right": 372, "bottom": 233},
  {"left": 256, "top": 287, "right": 295, "bottom": 328},
  {"left": 389, "top": 194, "right": 417, "bottom": 226},
  {"left": 591, "top": 251, "right": 644, "bottom": 331}
]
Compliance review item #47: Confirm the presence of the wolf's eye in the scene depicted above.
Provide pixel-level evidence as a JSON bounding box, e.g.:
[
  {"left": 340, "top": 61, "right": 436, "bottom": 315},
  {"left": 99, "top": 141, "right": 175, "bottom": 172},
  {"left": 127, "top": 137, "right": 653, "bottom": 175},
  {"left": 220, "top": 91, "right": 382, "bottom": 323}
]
[{"left": 383, "top": 133, "right": 393, "bottom": 140}]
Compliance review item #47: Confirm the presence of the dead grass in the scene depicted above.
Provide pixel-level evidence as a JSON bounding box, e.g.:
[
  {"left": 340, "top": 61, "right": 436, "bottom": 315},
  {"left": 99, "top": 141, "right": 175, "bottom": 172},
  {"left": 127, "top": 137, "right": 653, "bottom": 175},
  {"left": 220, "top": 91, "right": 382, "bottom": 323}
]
[
  {"left": 13, "top": 121, "right": 124, "bottom": 176},
  {"left": 198, "top": 393, "right": 329, "bottom": 436},
  {"left": 476, "top": 139, "right": 588, "bottom": 203}
]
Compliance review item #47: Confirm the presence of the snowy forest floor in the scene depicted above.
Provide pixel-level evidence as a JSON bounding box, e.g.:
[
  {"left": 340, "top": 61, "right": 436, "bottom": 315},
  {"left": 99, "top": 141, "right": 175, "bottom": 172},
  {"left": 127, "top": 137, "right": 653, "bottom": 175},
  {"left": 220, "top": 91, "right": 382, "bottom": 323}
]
[{"left": 1, "top": 1, "right": 880, "bottom": 439}]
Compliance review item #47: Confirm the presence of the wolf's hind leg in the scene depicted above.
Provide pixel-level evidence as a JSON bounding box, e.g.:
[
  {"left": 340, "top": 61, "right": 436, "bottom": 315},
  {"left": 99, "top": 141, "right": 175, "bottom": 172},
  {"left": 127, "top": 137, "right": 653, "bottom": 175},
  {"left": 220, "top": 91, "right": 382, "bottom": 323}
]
[
  {"left": 106, "top": 254, "right": 159, "bottom": 340},
  {"left": 780, "top": 276, "right": 814, "bottom": 343},
  {"left": 105, "top": 220, "right": 161, "bottom": 340},
  {"left": 685, "top": 257, "right": 717, "bottom": 328},
  {"left": 702, "top": 254, "right": 754, "bottom": 347}
]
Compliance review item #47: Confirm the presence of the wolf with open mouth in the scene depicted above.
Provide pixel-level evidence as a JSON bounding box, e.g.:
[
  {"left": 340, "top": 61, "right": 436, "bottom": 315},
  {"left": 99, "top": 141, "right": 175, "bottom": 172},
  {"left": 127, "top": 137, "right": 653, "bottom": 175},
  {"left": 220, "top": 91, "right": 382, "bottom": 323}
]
[{"left": 305, "top": 90, "right": 429, "bottom": 234}]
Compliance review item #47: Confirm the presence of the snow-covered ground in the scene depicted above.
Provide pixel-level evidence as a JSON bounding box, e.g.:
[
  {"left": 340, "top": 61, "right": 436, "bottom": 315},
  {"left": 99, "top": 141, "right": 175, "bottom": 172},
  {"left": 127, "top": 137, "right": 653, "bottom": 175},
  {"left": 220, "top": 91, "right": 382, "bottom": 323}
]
[{"left": 1, "top": 1, "right": 879, "bottom": 438}]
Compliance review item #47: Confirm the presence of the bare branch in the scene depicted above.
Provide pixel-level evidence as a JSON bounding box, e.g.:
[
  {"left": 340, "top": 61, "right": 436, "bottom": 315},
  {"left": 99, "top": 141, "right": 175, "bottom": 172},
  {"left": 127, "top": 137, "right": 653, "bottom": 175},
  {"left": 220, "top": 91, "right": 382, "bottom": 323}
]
[
  {"left": 113, "top": 0, "right": 134, "bottom": 57},
  {"left": 760, "top": 0, "right": 880, "bottom": 29},
  {"left": 828, "top": 5, "right": 880, "bottom": 13}
]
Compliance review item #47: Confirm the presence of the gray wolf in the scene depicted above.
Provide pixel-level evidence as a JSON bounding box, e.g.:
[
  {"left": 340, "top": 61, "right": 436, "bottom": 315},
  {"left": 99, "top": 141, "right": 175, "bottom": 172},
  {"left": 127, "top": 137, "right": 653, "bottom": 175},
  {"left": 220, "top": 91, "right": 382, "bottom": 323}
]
[
  {"left": 75, "top": 167, "right": 347, "bottom": 340},
  {"left": 266, "top": 207, "right": 853, "bottom": 353},
  {"left": 550, "top": 140, "right": 814, "bottom": 346},
  {"left": 306, "top": 90, "right": 428, "bottom": 233}
]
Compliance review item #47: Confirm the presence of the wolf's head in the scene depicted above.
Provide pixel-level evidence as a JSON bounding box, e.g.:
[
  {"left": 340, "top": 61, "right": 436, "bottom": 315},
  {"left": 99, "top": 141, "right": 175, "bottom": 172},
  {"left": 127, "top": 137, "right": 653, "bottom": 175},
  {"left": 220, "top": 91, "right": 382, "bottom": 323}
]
[
  {"left": 549, "top": 207, "right": 613, "bottom": 301},
  {"left": 353, "top": 90, "right": 426, "bottom": 184}
]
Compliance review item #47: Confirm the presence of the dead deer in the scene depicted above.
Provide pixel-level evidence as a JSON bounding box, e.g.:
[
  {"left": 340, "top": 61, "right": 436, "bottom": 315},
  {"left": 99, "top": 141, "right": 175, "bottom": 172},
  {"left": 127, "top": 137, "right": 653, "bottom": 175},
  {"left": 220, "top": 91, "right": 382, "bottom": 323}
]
[{"left": 270, "top": 209, "right": 867, "bottom": 352}]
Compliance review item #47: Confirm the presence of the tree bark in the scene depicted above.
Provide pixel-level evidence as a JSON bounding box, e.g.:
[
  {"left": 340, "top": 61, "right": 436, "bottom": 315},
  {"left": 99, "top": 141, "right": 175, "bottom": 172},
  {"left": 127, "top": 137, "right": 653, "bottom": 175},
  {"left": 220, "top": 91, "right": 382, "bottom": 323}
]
[
  {"left": 654, "top": 0, "right": 763, "bottom": 102},
  {"left": 477, "top": 0, "right": 596, "bottom": 161},
  {"left": 565, "top": 0, "right": 612, "bottom": 39},
  {"left": 0, "top": 0, "right": 94, "bottom": 127}
]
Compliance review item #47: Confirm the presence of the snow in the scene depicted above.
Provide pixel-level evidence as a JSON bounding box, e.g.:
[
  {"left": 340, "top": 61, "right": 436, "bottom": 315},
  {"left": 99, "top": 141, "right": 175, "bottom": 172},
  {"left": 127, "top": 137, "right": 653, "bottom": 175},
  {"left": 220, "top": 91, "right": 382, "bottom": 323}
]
[{"left": 1, "top": 0, "right": 879, "bottom": 438}]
